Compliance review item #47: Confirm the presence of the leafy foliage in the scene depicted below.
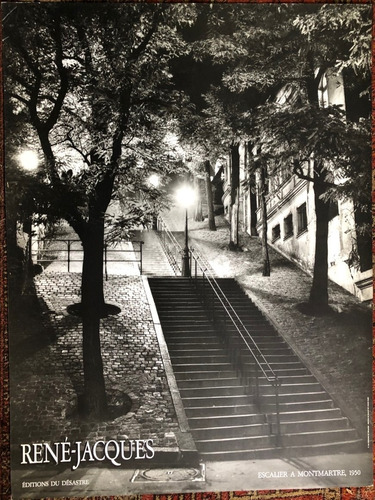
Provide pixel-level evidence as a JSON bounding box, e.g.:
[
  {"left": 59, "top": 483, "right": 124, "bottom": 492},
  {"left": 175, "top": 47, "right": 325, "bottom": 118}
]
[
  {"left": 3, "top": 3, "right": 196, "bottom": 236},
  {"left": 251, "top": 101, "right": 371, "bottom": 211}
]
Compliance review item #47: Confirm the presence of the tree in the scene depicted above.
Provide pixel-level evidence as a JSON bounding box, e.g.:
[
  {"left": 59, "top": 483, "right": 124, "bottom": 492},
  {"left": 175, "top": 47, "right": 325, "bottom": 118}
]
[
  {"left": 193, "top": 3, "right": 372, "bottom": 309},
  {"left": 250, "top": 5, "right": 372, "bottom": 311},
  {"left": 183, "top": 6, "right": 272, "bottom": 249},
  {"left": 170, "top": 55, "right": 225, "bottom": 231},
  {"left": 177, "top": 117, "right": 224, "bottom": 233},
  {"left": 4, "top": 2, "right": 195, "bottom": 417}
]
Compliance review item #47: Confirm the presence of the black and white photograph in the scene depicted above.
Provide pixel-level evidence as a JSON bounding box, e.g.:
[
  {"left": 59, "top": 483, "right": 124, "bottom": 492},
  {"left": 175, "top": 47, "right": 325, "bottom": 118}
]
[{"left": 2, "top": 1, "right": 373, "bottom": 498}]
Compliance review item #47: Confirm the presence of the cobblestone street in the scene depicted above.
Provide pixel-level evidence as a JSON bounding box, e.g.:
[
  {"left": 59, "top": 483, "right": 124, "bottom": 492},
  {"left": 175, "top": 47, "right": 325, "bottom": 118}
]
[{"left": 10, "top": 273, "right": 180, "bottom": 453}]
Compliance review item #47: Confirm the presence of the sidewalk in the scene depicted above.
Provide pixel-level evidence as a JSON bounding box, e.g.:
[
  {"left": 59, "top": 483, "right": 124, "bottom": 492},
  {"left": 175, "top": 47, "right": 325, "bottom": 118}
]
[{"left": 163, "top": 207, "right": 373, "bottom": 441}]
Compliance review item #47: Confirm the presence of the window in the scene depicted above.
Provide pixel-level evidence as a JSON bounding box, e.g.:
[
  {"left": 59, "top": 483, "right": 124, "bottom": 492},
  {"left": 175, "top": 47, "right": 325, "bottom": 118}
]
[
  {"left": 297, "top": 203, "right": 308, "bottom": 235},
  {"left": 272, "top": 224, "right": 281, "bottom": 243},
  {"left": 283, "top": 214, "right": 293, "bottom": 240}
]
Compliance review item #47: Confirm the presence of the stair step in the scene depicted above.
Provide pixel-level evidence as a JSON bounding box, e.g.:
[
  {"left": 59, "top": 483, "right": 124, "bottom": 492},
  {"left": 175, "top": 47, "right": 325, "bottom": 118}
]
[
  {"left": 174, "top": 372, "right": 237, "bottom": 382},
  {"left": 192, "top": 423, "right": 270, "bottom": 440},
  {"left": 177, "top": 377, "right": 239, "bottom": 388},
  {"left": 171, "top": 354, "right": 231, "bottom": 363},
  {"left": 168, "top": 341, "right": 224, "bottom": 349},
  {"left": 259, "top": 383, "right": 322, "bottom": 395},
  {"left": 189, "top": 413, "right": 265, "bottom": 428},
  {"left": 278, "top": 408, "right": 343, "bottom": 422},
  {"left": 262, "top": 391, "right": 331, "bottom": 403},
  {"left": 182, "top": 394, "right": 252, "bottom": 407},
  {"left": 281, "top": 428, "right": 358, "bottom": 447},
  {"left": 149, "top": 277, "right": 359, "bottom": 462},
  {"left": 260, "top": 374, "right": 316, "bottom": 384},
  {"left": 196, "top": 434, "right": 275, "bottom": 452},
  {"left": 164, "top": 331, "right": 218, "bottom": 337},
  {"left": 199, "top": 448, "right": 279, "bottom": 460},
  {"left": 185, "top": 404, "right": 258, "bottom": 418},
  {"left": 173, "top": 362, "right": 232, "bottom": 372},
  {"left": 263, "top": 400, "right": 334, "bottom": 412},
  {"left": 258, "top": 362, "right": 306, "bottom": 370},
  {"left": 279, "top": 417, "right": 350, "bottom": 433},
  {"left": 164, "top": 327, "right": 216, "bottom": 333},
  {"left": 179, "top": 385, "right": 246, "bottom": 398}
]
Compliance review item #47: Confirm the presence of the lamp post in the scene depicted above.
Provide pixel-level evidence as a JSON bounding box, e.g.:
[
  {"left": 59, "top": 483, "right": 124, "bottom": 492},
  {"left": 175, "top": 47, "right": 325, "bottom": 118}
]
[{"left": 176, "top": 184, "right": 196, "bottom": 277}]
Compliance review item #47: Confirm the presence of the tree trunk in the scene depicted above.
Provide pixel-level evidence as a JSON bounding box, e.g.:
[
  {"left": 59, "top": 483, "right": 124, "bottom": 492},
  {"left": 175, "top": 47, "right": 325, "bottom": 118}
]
[
  {"left": 304, "top": 58, "right": 330, "bottom": 310},
  {"left": 194, "top": 176, "right": 204, "bottom": 222},
  {"left": 260, "top": 165, "right": 270, "bottom": 276},
  {"left": 309, "top": 166, "right": 330, "bottom": 309},
  {"left": 204, "top": 160, "right": 216, "bottom": 231},
  {"left": 81, "top": 217, "right": 107, "bottom": 418},
  {"left": 229, "top": 145, "right": 240, "bottom": 249}
]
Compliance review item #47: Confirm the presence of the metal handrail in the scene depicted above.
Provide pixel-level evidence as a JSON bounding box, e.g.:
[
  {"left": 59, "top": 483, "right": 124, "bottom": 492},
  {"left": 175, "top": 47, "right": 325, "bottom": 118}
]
[
  {"left": 156, "top": 218, "right": 183, "bottom": 274},
  {"left": 157, "top": 216, "right": 282, "bottom": 444},
  {"left": 191, "top": 247, "right": 277, "bottom": 382},
  {"left": 35, "top": 238, "right": 144, "bottom": 278}
]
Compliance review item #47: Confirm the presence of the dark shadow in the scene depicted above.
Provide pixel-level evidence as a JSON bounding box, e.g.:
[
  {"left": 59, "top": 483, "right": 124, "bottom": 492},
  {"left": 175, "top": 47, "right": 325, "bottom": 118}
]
[
  {"left": 67, "top": 302, "right": 121, "bottom": 318},
  {"left": 8, "top": 286, "right": 57, "bottom": 366},
  {"left": 68, "top": 391, "right": 133, "bottom": 422},
  {"left": 296, "top": 301, "right": 335, "bottom": 317}
]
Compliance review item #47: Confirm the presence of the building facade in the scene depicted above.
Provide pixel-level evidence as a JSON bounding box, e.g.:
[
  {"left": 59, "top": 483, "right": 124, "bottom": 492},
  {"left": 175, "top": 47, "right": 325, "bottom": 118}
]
[{"left": 222, "top": 72, "right": 372, "bottom": 302}]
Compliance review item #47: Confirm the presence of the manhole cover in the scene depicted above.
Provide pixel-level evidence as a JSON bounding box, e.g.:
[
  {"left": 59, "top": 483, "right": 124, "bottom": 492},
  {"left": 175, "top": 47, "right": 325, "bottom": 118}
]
[{"left": 132, "top": 465, "right": 205, "bottom": 483}]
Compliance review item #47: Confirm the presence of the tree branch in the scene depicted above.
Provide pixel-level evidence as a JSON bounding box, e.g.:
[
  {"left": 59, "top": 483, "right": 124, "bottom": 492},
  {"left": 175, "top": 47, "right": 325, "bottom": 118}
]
[
  {"left": 7, "top": 92, "right": 29, "bottom": 106},
  {"left": 127, "top": 10, "right": 160, "bottom": 64},
  {"left": 66, "top": 131, "right": 91, "bottom": 166},
  {"left": 44, "top": 17, "right": 69, "bottom": 132},
  {"left": 292, "top": 159, "right": 315, "bottom": 183},
  {"left": 293, "top": 159, "right": 338, "bottom": 189}
]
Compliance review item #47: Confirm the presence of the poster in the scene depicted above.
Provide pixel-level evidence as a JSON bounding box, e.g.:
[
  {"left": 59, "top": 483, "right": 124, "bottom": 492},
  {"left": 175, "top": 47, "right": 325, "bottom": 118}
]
[{"left": 2, "top": 2, "right": 373, "bottom": 499}]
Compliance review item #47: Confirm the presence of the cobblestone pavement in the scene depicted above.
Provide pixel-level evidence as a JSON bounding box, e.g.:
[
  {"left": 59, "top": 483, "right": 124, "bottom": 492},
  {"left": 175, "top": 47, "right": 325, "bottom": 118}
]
[
  {"left": 163, "top": 208, "right": 373, "bottom": 441},
  {"left": 10, "top": 273, "right": 180, "bottom": 450}
]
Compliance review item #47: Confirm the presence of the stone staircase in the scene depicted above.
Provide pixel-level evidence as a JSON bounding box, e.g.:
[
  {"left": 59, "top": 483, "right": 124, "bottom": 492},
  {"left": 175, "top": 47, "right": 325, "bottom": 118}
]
[{"left": 148, "top": 277, "right": 364, "bottom": 461}]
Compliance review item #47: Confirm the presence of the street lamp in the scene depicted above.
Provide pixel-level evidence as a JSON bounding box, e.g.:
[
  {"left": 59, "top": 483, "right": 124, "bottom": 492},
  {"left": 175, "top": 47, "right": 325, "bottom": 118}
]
[
  {"left": 148, "top": 173, "right": 160, "bottom": 188},
  {"left": 176, "top": 184, "right": 196, "bottom": 277},
  {"left": 18, "top": 150, "right": 39, "bottom": 172}
]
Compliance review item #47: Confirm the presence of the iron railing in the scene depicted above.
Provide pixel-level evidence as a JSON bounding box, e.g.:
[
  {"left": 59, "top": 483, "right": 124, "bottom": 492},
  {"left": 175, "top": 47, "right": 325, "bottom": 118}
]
[
  {"left": 156, "top": 218, "right": 184, "bottom": 274},
  {"left": 35, "top": 238, "right": 144, "bottom": 279},
  {"left": 156, "top": 217, "right": 282, "bottom": 444}
]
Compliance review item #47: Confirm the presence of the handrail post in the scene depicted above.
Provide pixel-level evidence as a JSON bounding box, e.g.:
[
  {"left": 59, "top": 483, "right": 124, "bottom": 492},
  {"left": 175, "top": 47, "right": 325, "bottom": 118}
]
[
  {"left": 212, "top": 284, "right": 215, "bottom": 324},
  {"left": 67, "top": 240, "right": 71, "bottom": 272},
  {"left": 274, "top": 378, "right": 281, "bottom": 447},
  {"left": 140, "top": 241, "right": 143, "bottom": 275},
  {"left": 202, "top": 271, "right": 205, "bottom": 306},
  {"left": 104, "top": 243, "right": 108, "bottom": 281},
  {"left": 254, "top": 360, "right": 260, "bottom": 408}
]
